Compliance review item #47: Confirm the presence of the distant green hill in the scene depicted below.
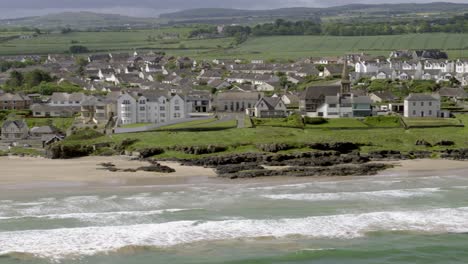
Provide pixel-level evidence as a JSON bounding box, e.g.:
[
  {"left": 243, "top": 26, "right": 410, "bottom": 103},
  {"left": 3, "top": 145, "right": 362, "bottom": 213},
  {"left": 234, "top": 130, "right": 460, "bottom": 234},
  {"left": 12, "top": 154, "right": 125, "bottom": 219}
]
[
  {"left": 0, "top": 12, "right": 158, "bottom": 30},
  {"left": 160, "top": 2, "right": 468, "bottom": 21}
]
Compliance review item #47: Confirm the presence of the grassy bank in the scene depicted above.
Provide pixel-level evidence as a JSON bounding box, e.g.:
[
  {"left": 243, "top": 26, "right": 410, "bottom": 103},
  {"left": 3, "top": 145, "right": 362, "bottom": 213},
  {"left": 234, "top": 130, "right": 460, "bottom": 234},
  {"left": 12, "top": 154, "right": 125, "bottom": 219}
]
[{"left": 59, "top": 115, "right": 468, "bottom": 159}]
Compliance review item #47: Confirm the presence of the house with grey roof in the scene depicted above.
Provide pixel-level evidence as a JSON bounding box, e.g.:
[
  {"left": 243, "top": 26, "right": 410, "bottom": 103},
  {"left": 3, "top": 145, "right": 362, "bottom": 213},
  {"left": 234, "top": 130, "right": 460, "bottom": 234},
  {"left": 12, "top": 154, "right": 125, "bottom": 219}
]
[
  {"left": 253, "top": 97, "right": 287, "bottom": 118},
  {"left": 215, "top": 91, "right": 262, "bottom": 112},
  {"left": 0, "top": 93, "right": 31, "bottom": 110},
  {"left": 404, "top": 93, "right": 443, "bottom": 118},
  {"left": 1, "top": 120, "right": 29, "bottom": 141},
  {"left": 437, "top": 87, "right": 468, "bottom": 102}
]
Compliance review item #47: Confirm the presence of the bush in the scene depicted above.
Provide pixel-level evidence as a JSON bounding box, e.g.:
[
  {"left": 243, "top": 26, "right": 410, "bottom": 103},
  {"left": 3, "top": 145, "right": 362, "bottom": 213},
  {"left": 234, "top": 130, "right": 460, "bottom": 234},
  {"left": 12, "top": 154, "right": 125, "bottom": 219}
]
[
  {"left": 304, "top": 117, "right": 328, "bottom": 125},
  {"left": 69, "top": 45, "right": 89, "bottom": 54},
  {"left": 67, "top": 128, "right": 104, "bottom": 140}
]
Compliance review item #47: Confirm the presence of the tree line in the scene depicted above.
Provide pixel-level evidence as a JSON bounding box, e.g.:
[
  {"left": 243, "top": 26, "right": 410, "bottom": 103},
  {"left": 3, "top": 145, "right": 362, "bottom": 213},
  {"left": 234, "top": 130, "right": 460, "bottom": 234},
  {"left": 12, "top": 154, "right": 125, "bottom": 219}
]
[
  {"left": 221, "top": 14, "right": 467, "bottom": 38},
  {"left": 2, "top": 69, "right": 82, "bottom": 95}
]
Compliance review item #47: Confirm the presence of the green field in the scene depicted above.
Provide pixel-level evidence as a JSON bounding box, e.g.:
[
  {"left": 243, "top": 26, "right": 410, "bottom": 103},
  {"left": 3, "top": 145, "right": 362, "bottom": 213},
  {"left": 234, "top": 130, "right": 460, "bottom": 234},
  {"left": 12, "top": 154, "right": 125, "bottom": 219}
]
[
  {"left": 1, "top": 32, "right": 468, "bottom": 59},
  {"left": 0, "top": 29, "right": 232, "bottom": 56}
]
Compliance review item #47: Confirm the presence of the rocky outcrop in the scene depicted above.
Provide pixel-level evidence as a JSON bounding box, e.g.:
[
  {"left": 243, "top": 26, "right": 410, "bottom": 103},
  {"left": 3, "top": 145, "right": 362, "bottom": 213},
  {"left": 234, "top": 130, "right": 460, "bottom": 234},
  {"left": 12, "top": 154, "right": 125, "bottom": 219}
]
[
  {"left": 169, "top": 145, "right": 228, "bottom": 155},
  {"left": 440, "top": 149, "right": 468, "bottom": 160},
  {"left": 368, "top": 150, "right": 407, "bottom": 160},
  {"left": 46, "top": 143, "right": 94, "bottom": 159},
  {"left": 220, "top": 163, "right": 390, "bottom": 179},
  {"left": 435, "top": 140, "right": 455, "bottom": 147},
  {"left": 415, "top": 140, "right": 432, "bottom": 147},
  {"left": 138, "top": 148, "right": 165, "bottom": 159},
  {"left": 307, "top": 142, "right": 360, "bottom": 154},
  {"left": 256, "top": 143, "right": 296, "bottom": 153},
  {"left": 98, "top": 160, "right": 175, "bottom": 173}
]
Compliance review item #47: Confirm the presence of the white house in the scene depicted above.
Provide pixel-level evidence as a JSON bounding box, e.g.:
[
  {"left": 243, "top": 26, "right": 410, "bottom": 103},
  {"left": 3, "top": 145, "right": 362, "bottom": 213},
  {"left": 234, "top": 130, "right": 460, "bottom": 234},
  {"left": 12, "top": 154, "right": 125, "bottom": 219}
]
[
  {"left": 315, "top": 94, "right": 373, "bottom": 118},
  {"left": 404, "top": 93, "right": 442, "bottom": 118},
  {"left": 116, "top": 92, "right": 191, "bottom": 125}
]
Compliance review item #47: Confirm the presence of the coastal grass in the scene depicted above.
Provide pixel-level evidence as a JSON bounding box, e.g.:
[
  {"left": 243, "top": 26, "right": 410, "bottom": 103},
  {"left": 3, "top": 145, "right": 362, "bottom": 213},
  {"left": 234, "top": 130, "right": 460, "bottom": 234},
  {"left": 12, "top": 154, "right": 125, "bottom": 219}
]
[{"left": 63, "top": 114, "right": 468, "bottom": 159}]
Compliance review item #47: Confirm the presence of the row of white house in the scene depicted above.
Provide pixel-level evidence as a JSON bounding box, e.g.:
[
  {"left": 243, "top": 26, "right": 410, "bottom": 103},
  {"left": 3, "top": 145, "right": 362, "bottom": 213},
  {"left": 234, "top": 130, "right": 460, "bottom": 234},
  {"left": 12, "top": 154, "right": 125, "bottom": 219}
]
[{"left": 356, "top": 59, "right": 468, "bottom": 74}]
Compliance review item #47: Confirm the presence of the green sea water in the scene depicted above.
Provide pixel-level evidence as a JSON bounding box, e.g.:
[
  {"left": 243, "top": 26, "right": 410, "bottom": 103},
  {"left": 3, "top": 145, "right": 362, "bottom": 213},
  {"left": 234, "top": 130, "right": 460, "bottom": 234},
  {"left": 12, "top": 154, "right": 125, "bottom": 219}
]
[{"left": 1, "top": 168, "right": 468, "bottom": 263}]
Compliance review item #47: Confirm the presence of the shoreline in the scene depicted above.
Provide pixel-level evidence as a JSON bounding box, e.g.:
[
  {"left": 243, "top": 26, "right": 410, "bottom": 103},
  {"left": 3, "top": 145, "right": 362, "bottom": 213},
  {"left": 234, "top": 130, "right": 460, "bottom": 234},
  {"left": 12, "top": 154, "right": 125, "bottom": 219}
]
[{"left": 0, "top": 156, "right": 467, "bottom": 192}]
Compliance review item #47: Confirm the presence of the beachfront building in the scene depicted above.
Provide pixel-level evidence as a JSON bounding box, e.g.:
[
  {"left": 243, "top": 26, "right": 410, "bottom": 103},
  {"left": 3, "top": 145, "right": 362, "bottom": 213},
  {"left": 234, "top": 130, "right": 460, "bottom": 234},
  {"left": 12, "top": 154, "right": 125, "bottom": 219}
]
[
  {"left": 1, "top": 120, "right": 29, "bottom": 141},
  {"left": 404, "top": 93, "right": 442, "bottom": 118},
  {"left": 116, "top": 91, "right": 191, "bottom": 125}
]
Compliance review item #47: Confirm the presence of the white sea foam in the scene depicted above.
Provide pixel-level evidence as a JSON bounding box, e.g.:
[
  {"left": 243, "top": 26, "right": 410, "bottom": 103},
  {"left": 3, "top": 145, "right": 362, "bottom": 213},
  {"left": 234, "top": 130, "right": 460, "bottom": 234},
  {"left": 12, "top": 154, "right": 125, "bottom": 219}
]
[
  {"left": 1, "top": 207, "right": 468, "bottom": 260},
  {"left": 0, "top": 208, "right": 201, "bottom": 222},
  {"left": 262, "top": 188, "right": 441, "bottom": 201}
]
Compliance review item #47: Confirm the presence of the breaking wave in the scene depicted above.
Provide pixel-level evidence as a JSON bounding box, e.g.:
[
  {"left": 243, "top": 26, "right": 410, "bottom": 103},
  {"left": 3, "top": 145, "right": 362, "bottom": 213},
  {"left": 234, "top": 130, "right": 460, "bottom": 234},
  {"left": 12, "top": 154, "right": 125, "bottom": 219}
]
[{"left": 1, "top": 207, "right": 468, "bottom": 260}]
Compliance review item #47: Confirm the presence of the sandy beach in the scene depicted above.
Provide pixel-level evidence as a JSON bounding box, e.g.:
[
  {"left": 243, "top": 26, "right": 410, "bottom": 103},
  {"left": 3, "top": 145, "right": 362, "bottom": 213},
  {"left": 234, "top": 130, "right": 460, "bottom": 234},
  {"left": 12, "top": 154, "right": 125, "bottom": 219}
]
[
  {"left": 0, "top": 156, "right": 467, "bottom": 190},
  {"left": 0, "top": 156, "right": 217, "bottom": 189}
]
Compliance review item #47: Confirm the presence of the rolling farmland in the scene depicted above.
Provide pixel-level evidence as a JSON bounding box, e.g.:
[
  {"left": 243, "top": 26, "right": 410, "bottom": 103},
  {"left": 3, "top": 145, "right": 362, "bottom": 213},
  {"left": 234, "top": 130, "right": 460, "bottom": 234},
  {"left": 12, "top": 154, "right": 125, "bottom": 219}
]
[{"left": 0, "top": 31, "right": 467, "bottom": 60}]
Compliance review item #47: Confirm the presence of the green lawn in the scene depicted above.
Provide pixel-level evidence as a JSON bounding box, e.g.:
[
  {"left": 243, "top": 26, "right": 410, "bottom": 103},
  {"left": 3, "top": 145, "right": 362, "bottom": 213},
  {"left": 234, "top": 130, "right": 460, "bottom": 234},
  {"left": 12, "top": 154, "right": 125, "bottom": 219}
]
[
  {"left": 363, "top": 116, "right": 402, "bottom": 128},
  {"left": 306, "top": 118, "right": 368, "bottom": 129},
  {"left": 25, "top": 118, "right": 74, "bottom": 132},
  {"left": 156, "top": 118, "right": 217, "bottom": 130},
  {"left": 121, "top": 123, "right": 152, "bottom": 128},
  {"left": 403, "top": 117, "right": 463, "bottom": 128}
]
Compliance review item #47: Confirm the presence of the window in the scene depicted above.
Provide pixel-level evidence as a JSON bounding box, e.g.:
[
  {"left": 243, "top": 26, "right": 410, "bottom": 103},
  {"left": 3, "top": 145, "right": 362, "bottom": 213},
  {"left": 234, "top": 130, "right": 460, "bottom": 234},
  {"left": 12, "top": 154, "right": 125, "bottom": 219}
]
[
  {"left": 160, "top": 113, "right": 165, "bottom": 117},
  {"left": 174, "top": 99, "right": 179, "bottom": 105},
  {"left": 139, "top": 107, "right": 145, "bottom": 111},
  {"left": 429, "top": 102, "right": 432, "bottom": 106},
  {"left": 139, "top": 100, "right": 146, "bottom": 104},
  {"left": 160, "top": 106, "right": 165, "bottom": 111},
  {"left": 413, "top": 110, "right": 416, "bottom": 115},
  {"left": 175, "top": 106, "right": 180, "bottom": 111},
  {"left": 413, "top": 102, "right": 416, "bottom": 106},
  {"left": 421, "top": 102, "right": 424, "bottom": 107},
  {"left": 429, "top": 110, "right": 432, "bottom": 115},
  {"left": 329, "top": 104, "right": 337, "bottom": 108}
]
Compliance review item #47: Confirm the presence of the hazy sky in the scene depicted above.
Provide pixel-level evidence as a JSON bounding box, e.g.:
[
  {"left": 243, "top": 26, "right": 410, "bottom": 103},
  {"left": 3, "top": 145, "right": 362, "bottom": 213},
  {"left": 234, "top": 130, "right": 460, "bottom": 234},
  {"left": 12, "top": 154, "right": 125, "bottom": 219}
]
[{"left": 0, "top": 0, "right": 467, "bottom": 19}]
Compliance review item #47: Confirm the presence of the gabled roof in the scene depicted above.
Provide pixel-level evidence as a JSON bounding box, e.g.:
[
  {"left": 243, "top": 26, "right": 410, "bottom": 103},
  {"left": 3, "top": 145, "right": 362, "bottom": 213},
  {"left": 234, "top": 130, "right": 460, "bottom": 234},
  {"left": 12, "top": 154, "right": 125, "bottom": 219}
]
[
  {"left": 2, "top": 120, "right": 28, "bottom": 130},
  {"left": 300, "top": 85, "right": 341, "bottom": 100},
  {"left": 255, "top": 97, "right": 283, "bottom": 110},
  {"left": 370, "top": 91, "right": 398, "bottom": 101},
  {"left": 438, "top": 87, "right": 467, "bottom": 98},
  {"left": 405, "top": 93, "right": 439, "bottom": 101}
]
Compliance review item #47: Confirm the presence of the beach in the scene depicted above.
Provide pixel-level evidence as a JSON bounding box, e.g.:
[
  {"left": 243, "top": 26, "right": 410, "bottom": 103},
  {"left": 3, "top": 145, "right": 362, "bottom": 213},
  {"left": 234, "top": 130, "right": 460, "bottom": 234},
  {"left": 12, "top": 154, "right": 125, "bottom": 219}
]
[
  {"left": 1, "top": 156, "right": 468, "bottom": 263},
  {"left": 0, "top": 156, "right": 467, "bottom": 190}
]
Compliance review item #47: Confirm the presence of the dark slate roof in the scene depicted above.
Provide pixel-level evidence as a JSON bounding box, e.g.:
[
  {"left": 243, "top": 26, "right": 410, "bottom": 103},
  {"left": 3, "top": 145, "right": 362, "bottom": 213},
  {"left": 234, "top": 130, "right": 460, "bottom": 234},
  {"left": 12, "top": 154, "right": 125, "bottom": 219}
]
[
  {"left": 2, "top": 120, "right": 28, "bottom": 130},
  {"left": 405, "top": 93, "right": 439, "bottom": 101},
  {"left": 438, "top": 87, "right": 467, "bottom": 98},
  {"left": 371, "top": 91, "right": 398, "bottom": 101},
  {"left": 300, "top": 85, "right": 341, "bottom": 100},
  {"left": 256, "top": 97, "right": 282, "bottom": 109}
]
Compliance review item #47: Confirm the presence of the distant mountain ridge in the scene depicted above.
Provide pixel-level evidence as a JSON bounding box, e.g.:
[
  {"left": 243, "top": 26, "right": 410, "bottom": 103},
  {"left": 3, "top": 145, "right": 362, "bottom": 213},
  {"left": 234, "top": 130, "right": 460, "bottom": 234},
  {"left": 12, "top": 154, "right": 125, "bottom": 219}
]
[
  {"left": 160, "top": 2, "right": 468, "bottom": 20},
  {"left": 0, "top": 11, "right": 157, "bottom": 29}
]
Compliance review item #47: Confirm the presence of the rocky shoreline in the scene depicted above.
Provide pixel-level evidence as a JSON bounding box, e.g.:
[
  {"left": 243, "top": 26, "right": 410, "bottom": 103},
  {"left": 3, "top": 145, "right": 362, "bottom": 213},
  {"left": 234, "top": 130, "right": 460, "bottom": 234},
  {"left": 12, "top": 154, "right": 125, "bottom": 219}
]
[{"left": 45, "top": 141, "right": 468, "bottom": 179}]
